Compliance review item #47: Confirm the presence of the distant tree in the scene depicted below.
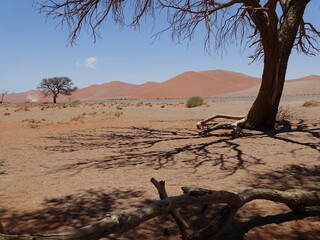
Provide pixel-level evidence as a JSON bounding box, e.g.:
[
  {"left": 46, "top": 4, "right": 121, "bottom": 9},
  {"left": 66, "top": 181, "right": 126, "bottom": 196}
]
[
  {"left": 37, "top": 77, "right": 77, "bottom": 103},
  {"left": 0, "top": 90, "right": 8, "bottom": 104},
  {"left": 38, "top": 0, "right": 319, "bottom": 132}
]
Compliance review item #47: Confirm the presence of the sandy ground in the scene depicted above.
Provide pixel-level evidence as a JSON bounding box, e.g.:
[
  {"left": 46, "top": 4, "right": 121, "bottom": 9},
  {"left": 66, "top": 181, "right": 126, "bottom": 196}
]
[{"left": 0, "top": 96, "right": 319, "bottom": 239}]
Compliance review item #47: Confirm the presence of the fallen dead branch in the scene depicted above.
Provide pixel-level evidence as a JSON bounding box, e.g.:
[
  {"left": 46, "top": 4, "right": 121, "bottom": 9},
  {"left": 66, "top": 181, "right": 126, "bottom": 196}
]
[
  {"left": 1, "top": 178, "right": 319, "bottom": 240},
  {"left": 196, "top": 114, "right": 247, "bottom": 138}
]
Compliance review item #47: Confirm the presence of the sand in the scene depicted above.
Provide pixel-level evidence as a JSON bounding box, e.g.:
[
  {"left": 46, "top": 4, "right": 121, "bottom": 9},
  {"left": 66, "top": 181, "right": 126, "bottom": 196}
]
[{"left": 0, "top": 96, "right": 319, "bottom": 239}]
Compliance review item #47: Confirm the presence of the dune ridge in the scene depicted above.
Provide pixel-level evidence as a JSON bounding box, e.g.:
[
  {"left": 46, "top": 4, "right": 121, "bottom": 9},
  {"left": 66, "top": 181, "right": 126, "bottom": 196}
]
[{"left": 4, "top": 70, "right": 319, "bottom": 102}]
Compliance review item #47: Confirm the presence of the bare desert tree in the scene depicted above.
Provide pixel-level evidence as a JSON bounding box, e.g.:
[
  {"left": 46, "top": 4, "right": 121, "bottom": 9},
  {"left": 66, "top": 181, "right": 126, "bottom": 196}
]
[
  {"left": 0, "top": 90, "right": 8, "bottom": 104},
  {"left": 37, "top": 0, "right": 320, "bottom": 133},
  {"left": 37, "top": 77, "right": 77, "bottom": 103}
]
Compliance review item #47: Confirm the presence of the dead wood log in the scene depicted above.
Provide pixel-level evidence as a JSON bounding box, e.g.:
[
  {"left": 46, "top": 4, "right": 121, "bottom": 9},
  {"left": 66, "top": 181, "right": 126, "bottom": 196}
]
[
  {"left": 1, "top": 179, "right": 319, "bottom": 240},
  {"left": 197, "top": 115, "right": 247, "bottom": 137}
]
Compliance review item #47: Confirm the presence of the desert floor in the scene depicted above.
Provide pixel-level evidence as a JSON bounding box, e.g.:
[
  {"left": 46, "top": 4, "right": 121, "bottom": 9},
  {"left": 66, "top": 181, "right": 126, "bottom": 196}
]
[{"left": 0, "top": 96, "right": 319, "bottom": 240}]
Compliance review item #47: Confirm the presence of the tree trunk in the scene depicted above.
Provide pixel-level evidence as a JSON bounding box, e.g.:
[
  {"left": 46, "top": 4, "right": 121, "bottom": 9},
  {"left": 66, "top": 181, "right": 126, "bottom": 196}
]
[
  {"left": 244, "top": 53, "right": 289, "bottom": 129},
  {"left": 244, "top": 0, "right": 309, "bottom": 130},
  {"left": 53, "top": 94, "right": 58, "bottom": 103}
]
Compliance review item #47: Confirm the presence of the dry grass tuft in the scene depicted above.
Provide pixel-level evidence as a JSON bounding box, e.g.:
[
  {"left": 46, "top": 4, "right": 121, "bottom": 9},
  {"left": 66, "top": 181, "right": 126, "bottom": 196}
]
[
  {"left": 302, "top": 100, "right": 320, "bottom": 107},
  {"left": 114, "top": 111, "right": 123, "bottom": 117},
  {"left": 15, "top": 107, "right": 30, "bottom": 112},
  {"left": 276, "top": 106, "right": 292, "bottom": 126}
]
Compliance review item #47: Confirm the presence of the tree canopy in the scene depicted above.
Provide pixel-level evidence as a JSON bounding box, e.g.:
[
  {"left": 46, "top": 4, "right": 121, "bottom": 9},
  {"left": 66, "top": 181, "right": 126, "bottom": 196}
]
[
  {"left": 38, "top": 77, "right": 77, "bottom": 103},
  {"left": 38, "top": 0, "right": 319, "bottom": 56}
]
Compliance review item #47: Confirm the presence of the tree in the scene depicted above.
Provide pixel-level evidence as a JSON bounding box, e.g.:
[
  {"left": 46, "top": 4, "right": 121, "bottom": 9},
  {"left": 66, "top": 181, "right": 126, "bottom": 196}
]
[
  {"left": 0, "top": 90, "right": 8, "bottom": 104},
  {"left": 37, "top": 77, "right": 77, "bottom": 103},
  {"left": 37, "top": 0, "right": 320, "bottom": 132}
]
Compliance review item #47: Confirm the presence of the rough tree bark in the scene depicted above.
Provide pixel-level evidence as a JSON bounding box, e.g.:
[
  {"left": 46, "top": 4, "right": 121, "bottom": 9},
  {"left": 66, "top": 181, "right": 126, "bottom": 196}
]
[{"left": 1, "top": 178, "right": 319, "bottom": 240}]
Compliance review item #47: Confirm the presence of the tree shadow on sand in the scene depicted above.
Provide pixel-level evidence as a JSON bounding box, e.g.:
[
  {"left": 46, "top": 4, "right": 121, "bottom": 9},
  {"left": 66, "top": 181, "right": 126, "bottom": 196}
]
[
  {"left": 43, "top": 126, "right": 265, "bottom": 175},
  {"left": 262, "top": 121, "right": 319, "bottom": 152},
  {"left": 1, "top": 164, "right": 320, "bottom": 239},
  {"left": 1, "top": 189, "right": 144, "bottom": 234},
  {"left": 18, "top": 124, "right": 318, "bottom": 239},
  {"left": 222, "top": 210, "right": 320, "bottom": 240},
  {"left": 42, "top": 124, "right": 319, "bottom": 177},
  {"left": 221, "top": 163, "right": 320, "bottom": 239},
  {"left": 250, "top": 164, "right": 320, "bottom": 191},
  {"left": 1, "top": 188, "right": 179, "bottom": 239}
]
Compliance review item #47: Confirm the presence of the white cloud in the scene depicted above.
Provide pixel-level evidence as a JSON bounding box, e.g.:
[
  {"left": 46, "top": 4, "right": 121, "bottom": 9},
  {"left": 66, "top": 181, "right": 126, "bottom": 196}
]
[{"left": 84, "top": 57, "right": 98, "bottom": 69}]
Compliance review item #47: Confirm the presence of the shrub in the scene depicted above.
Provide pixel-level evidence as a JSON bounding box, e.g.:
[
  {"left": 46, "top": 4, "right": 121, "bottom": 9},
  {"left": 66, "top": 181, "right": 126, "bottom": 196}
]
[
  {"left": 71, "top": 114, "right": 85, "bottom": 121},
  {"left": 70, "top": 100, "right": 82, "bottom": 107},
  {"left": 276, "top": 106, "right": 292, "bottom": 126},
  {"left": 114, "top": 111, "right": 122, "bottom": 117},
  {"left": 21, "top": 119, "right": 41, "bottom": 128},
  {"left": 186, "top": 96, "right": 204, "bottom": 108}
]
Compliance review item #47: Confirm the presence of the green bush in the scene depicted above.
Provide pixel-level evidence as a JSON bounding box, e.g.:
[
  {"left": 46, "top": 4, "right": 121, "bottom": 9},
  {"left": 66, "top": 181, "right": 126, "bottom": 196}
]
[
  {"left": 70, "top": 100, "right": 82, "bottom": 107},
  {"left": 186, "top": 96, "right": 204, "bottom": 108}
]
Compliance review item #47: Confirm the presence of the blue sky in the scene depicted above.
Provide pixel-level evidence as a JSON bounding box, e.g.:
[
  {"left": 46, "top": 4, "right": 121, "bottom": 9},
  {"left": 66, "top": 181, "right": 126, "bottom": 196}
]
[{"left": 1, "top": 1, "right": 319, "bottom": 93}]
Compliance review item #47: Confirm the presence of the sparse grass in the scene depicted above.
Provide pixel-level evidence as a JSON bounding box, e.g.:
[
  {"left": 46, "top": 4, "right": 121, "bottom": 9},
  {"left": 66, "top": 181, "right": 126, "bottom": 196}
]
[
  {"left": 14, "top": 107, "right": 30, "bottom": 112},
  {"left": 136, "top": 102, "right": 144, "bottom": 107},
  {"left": 70, "top": 100, "right": 82, "bottom": 107},
  {"left": 114, "top": 111, "right": 123, "bottom": 117},
  {"left": 4, "top": 112, "right": 10, "bottom": 116},
  {"left": 88, "top": 112, "right": 97, "bottom": 117},
  {"left": 276, "top": 106, "right": 292, "bottom": 126},
  {"left": 71, "top": 114, "right": 85, "bottom": 122},
  {"left": 21, "top": 119, "right": 43, "bottom": 128},
  {"left": 186, "top": 96, "right": 204, "bottom": 108},
  {"left": 302, "top": 100, "right": 320, "bottom": 107}
]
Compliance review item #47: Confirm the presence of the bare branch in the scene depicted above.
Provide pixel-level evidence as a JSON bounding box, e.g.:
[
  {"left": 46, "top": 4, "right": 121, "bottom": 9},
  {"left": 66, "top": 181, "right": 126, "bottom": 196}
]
[
  {"left": 294, "top": 20, "right": 320, "bottom": 55},
  {"left": 38, "top": 0, "right": 154, "bottom": 45}
]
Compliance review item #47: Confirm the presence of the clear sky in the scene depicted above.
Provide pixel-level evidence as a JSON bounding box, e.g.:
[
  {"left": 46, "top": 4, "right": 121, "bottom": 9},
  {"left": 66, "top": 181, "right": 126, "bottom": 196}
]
[{"left": 1, "top": 1, "right": 320, "bottom": 93}]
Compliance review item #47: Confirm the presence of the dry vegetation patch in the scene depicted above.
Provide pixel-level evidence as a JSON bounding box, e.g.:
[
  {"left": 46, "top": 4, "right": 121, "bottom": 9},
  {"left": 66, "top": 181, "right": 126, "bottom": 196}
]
[{"left": 303, "top": 100, "right": 320, "bottom": 107}]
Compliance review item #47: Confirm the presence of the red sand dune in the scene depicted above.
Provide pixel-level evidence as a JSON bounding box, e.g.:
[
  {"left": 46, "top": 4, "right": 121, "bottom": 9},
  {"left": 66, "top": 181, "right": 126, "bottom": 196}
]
[
  {"left": 72, "top": 81, "right": 159, "bottom": 100},
  {"left": 132, "top": 70, "right": 260, "bottom": 99},
  {"left": 218, "top": 75, "right": 320, "bottom": 97},
  {"left": 4, "top": 70, "right": 319, "bottom": 102},
  {"left": 5, "top": 90, "right": 46, "bottom": 103}
]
